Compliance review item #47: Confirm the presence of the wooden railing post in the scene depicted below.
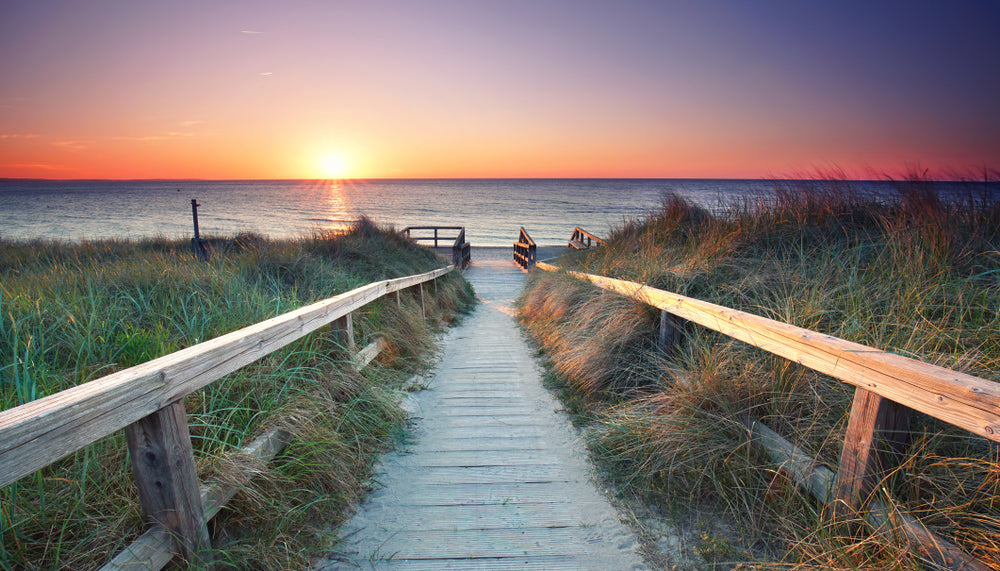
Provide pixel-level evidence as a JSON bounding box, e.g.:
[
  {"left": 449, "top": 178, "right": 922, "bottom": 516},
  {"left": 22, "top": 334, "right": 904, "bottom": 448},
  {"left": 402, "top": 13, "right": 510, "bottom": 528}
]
[
  {"left": 331, "top": 313, "right": 355, "bottom": 352},
  {"left": 419, "top": 283, "right": 426, "bottom": 317},
  {"left": 124, "top": 400, "right": 212, "bottom": 568},
  {"left": 658, "top": 309, "right": 681, "bottom": 354},
  {"left": 832, "top": 388, "right": 913, "bottom": 518}
]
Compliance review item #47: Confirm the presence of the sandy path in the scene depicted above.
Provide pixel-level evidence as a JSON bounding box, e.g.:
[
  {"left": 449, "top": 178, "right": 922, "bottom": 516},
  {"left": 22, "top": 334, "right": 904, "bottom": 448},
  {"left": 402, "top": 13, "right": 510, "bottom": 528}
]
[{"left": 315, "top": 251, "right": 645, "bottom": 570}]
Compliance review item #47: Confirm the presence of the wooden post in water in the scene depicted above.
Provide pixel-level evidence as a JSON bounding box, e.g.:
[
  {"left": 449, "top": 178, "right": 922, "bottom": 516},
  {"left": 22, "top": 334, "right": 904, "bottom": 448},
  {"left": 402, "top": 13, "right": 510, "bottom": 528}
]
[
  {"left": 190, "top": 199, "right": 208, "bottom": 261},
  {"left": 125, "top": 400, "right": 212, "bottom": 567}
]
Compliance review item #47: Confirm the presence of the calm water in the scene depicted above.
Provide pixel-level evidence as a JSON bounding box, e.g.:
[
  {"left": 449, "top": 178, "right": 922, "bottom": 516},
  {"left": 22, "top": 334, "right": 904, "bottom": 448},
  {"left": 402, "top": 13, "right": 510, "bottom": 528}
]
[{"left": 0, "top": 178, "right": 973, "bottom": 247}]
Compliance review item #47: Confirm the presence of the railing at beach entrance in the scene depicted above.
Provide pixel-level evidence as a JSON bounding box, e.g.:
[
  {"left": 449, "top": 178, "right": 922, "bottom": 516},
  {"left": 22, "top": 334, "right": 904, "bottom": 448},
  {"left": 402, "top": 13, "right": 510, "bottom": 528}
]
[
  {"left": 513, "top": 227, "right": 536, "bottom": 269},
  {"left": 528, "top": 260, "right": 998, "bottom": 571},
  {"left": 401, "top": 226, "right": 471, "bottom": 268},
  {"left": 568, "top": 227, "right": 605, "bottom": 250},
  {"left": 514, "top": 226, "right": 605, "bottom": 269},
  {"left": 0, "top": 265, "right": 455, "bottom": 570}
]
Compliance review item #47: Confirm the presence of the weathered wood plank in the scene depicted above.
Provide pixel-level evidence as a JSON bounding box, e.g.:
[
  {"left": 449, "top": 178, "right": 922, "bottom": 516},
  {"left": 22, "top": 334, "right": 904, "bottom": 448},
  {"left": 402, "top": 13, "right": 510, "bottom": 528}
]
[
  {"left": 539, "top": 263, "right": 1000, "bottom": 442},
  {"left": 356, "top": 338, "right": 386, "bottom": 370},
  {"left": 658, "top": 308, "right": 682, "bottom": 353},
  {"left": 362, "top": 502, "right": 599, "bottom": 530},
  {"left": 381, "top": 465, "right": 575, "bottom": 485},
  {"left": 414, "top": 436, "right": 552, "bottom": 453},
  {"left": 100, "top": 527, "right": 175, "bottom": 571},
  {"left": 360, "top": 556, "right": 589, "bottom": 571},
  {"left": 407, "top": 450, "right": 562, "bottom": 467},
  {"left": 335, "top": 527, "right": 610, "bottom": 559},
  {"left": 104, "top": 324, "right": 386, "bottom": 571},
  {"left": 385, "top": 266, "right": 452, "bottom": 293},
  {"left": 0, "top": 266, "right": 450, "bottom": 488},
  {"left": 833, "top": 387, "right": 912, "bottom": 515},
  {"left": 104, "top": 428, "right": 293, "bottom": 571},
  {"left": 745, "top": 418, "right": 988, "bottom": 571},
  {"left": 330, "top": 313, "right": 355, "bottom": 352},
  {"left": 124, "top": 401, "right": 211, "bottom": 566}
]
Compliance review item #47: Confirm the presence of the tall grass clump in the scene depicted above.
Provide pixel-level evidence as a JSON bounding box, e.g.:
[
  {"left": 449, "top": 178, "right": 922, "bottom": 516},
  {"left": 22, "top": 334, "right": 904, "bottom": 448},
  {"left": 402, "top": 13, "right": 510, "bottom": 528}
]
[
  {"left": 0, "top": 217, "right": 474, "bottom": 570},
  {"left": 518, "top": 174, "right": 1000, "bottom": 569}
]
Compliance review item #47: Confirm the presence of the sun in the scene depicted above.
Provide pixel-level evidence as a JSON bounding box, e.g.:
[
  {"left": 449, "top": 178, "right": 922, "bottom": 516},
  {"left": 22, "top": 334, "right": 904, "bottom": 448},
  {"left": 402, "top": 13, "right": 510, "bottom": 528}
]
[{"left": 317, "top": 154, "right": 350, "bottom": 179}]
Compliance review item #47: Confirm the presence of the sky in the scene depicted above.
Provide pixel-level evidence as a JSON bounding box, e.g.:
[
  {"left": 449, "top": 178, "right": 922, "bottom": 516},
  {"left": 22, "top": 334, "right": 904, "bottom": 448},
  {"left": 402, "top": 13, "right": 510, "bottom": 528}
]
[{"left": 1, "top": 0, "right": 998, "bottom": 180}]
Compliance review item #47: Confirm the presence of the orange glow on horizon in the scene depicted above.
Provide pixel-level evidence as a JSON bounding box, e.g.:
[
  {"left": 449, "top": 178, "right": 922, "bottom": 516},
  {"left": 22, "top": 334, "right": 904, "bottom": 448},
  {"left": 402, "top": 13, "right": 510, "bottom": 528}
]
[{"left": 1, "top": 3, "right": 996, "bottom": 182}]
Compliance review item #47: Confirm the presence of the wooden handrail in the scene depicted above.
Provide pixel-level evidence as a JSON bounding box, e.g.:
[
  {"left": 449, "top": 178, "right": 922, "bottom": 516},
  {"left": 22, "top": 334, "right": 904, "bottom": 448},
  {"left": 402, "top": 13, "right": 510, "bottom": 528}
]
[
  {"left": 0, "top": 265, "right": 452, "bottom": 488},
  {"left": 536, "top": 262, "right": 1000, "bottom": 441},
  {"left": 569, "top": 227, "right": 605, "bottom": 249},
  {"left": 0, "top": 264, "right": 454, "bottom": 568},
  {"left": 535, "top": 261, "right": 997, "bottom": 570},
  {"left": 513, "top": 227, "right": 536, "bottom": 269},
  {"left": 400, "top": 226, "right": 463, "bottom": 247},
  {"left": 399, "top": 226, "right": 470, "bottom": 268},
  {"left": 102, "top": 337, "right": 388, "bottom": 571}
]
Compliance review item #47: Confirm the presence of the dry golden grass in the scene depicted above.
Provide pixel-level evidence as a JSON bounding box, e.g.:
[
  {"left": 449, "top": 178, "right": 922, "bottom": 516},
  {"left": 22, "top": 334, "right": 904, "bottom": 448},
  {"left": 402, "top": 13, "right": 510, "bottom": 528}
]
[{"left": 518, "top": 175, "right": 1000, "bottom": 569}]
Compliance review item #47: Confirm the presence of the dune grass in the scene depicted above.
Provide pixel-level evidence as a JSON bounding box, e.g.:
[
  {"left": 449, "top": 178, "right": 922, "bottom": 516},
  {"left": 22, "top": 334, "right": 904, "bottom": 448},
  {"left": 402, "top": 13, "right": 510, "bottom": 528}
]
[
  {"left": 518, "top": 176, "right": 999, "bottom": 569},
  {"left": 0, "top": 218, "right": 475, "bottom": 570}
]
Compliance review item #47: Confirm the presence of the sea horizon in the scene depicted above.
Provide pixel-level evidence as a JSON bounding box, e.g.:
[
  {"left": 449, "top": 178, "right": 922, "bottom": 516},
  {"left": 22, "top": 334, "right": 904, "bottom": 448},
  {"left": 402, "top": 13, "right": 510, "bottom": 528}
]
[{"left": 2, "top": 177, "right": 989, "bottom": 247}]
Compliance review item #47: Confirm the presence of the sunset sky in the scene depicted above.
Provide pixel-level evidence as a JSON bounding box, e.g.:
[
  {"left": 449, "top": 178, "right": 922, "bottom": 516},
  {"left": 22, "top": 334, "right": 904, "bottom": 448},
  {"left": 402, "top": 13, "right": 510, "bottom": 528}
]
[{"left": 1, "top": 1, "right": 997, "bottom": 180}]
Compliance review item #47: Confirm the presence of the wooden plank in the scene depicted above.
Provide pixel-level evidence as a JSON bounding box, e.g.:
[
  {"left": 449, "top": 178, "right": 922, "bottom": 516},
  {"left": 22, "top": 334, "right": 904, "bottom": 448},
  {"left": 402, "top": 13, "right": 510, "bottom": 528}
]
[
  {"left": 419, "top": 282, "right": 426, "bottom": 316},
  {"left": 100, "top": 527, "right": 175, "bottom": 571},
  {"left": 1, "top": 265, "right": 451, "bottom": 489},
  {"left": 385, "top": 265, "right": 452, "bottom": 293},
  {"left": 658, "top": 309, "right": 681, "bottom": 353},
  {"left": 340, "top": 527, "right": 606, "bottom": 559},
  {"left": 415, "top": 436, "right": 552, "bottom": 453},
  {"left": 330, "top": 313, "right": 355, "bottom": 352},
  {"left": 363, "top": 556, "right": 587, "bottom": 571},
  {"left": 104, "top": 427, "right": 293, "bottom": 571},
  {"left": 833, "top": 388, "right": 912, "bottom": 515},
  {"left": 390, "top": 482, "right": 582, "bottom": 506},
  {"left": 363, "top": 502, "right": 597, "bottom": 531},
  {"left": 104, "top": 323, "right": 384, "bottom": 571},
  {"left": 407, "top": 450, "right": 562, "bottom": 467},
  {"left": 356, "top": 338, "right": 386, "bottom": 369},
  {"left": 745, "top": 418, "right": 989, "bottom": 571},
  {"left": 382, "top": 465, "right": 574, "bottom": 485},
  {"left": 124, "top": 401, "right": 211, "bottom": 567},
  {"left": 539, "top": 263, "right": 1000, "bottom": 442}
]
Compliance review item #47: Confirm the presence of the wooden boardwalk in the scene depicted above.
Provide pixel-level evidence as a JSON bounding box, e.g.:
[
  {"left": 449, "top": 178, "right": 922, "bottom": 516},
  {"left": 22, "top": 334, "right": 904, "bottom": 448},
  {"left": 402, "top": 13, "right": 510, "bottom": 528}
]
[{"left": 316, "top": 250, "right": 645, "bottom": 570}]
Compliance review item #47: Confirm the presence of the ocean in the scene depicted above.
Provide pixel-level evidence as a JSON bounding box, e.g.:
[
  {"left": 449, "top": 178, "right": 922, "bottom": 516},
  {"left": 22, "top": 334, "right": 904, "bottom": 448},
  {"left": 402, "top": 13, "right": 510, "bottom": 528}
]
[{"left": 0, "top": 178, "right": 974, "bottom": 247}]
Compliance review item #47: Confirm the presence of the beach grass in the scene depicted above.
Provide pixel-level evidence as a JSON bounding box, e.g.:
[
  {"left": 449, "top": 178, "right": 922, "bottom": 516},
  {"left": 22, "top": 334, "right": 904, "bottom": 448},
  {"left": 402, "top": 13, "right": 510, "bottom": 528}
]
[
  {"left": 0, "top": 218, "right": 474, "bottom": 570},
  {"left": 517, "top": 175, "right": 999, "bottom": 569}
]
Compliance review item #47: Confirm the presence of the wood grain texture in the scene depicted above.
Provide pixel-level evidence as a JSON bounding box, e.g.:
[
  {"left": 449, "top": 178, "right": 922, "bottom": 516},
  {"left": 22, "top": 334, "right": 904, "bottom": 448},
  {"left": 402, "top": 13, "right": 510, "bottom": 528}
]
[
  {"left": 0, "top": 265, "right": 450, "bottom": 489},
  {"left": 124, "top": 401, "right": 210, "bottom": 566},
  {"left": 323, "top": 258, "right": 645, "bottom": 570},
  {"left": 330, "top": 313, "right": 355, "bottom": 352},
  {"left": 104, "top": 325, "right": 384, "bottom": 571},
  {"left": 833, "top": 387, "right": 912, "bottom": 515},
  {"left": 746, "top": 418, "right": 988, "bottom": 571},
  {"left": 537, "top": 263, "right": 1000, "bottom": 442}
]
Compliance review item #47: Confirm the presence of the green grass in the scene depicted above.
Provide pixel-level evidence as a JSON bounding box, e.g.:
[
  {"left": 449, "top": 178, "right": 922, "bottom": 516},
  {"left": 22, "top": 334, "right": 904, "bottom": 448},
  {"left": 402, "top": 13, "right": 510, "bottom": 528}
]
[
  {"left": 1, "top": 218, "right": 475, "bottom": 570},
  {"left": 517, "top": 176, "right": 999, "bottom": 569}
]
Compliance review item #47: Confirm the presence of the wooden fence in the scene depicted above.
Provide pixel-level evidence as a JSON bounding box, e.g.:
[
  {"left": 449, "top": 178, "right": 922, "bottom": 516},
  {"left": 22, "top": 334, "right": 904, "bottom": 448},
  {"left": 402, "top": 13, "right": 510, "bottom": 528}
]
[
  {"left": 536, "top": 262, "right": 998, "bottom": 571},
  {"left": 400, "top": 226, "right": 471, "bottom": 268},
  {"left": 568, "top": 227, "right": 605, "bottom": 250},
  {"left": 0, "top": 265, "right": 454, "bottom": 569},
  {"left": 513, "top": 226, "right": 536, "bottom": 269}
]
